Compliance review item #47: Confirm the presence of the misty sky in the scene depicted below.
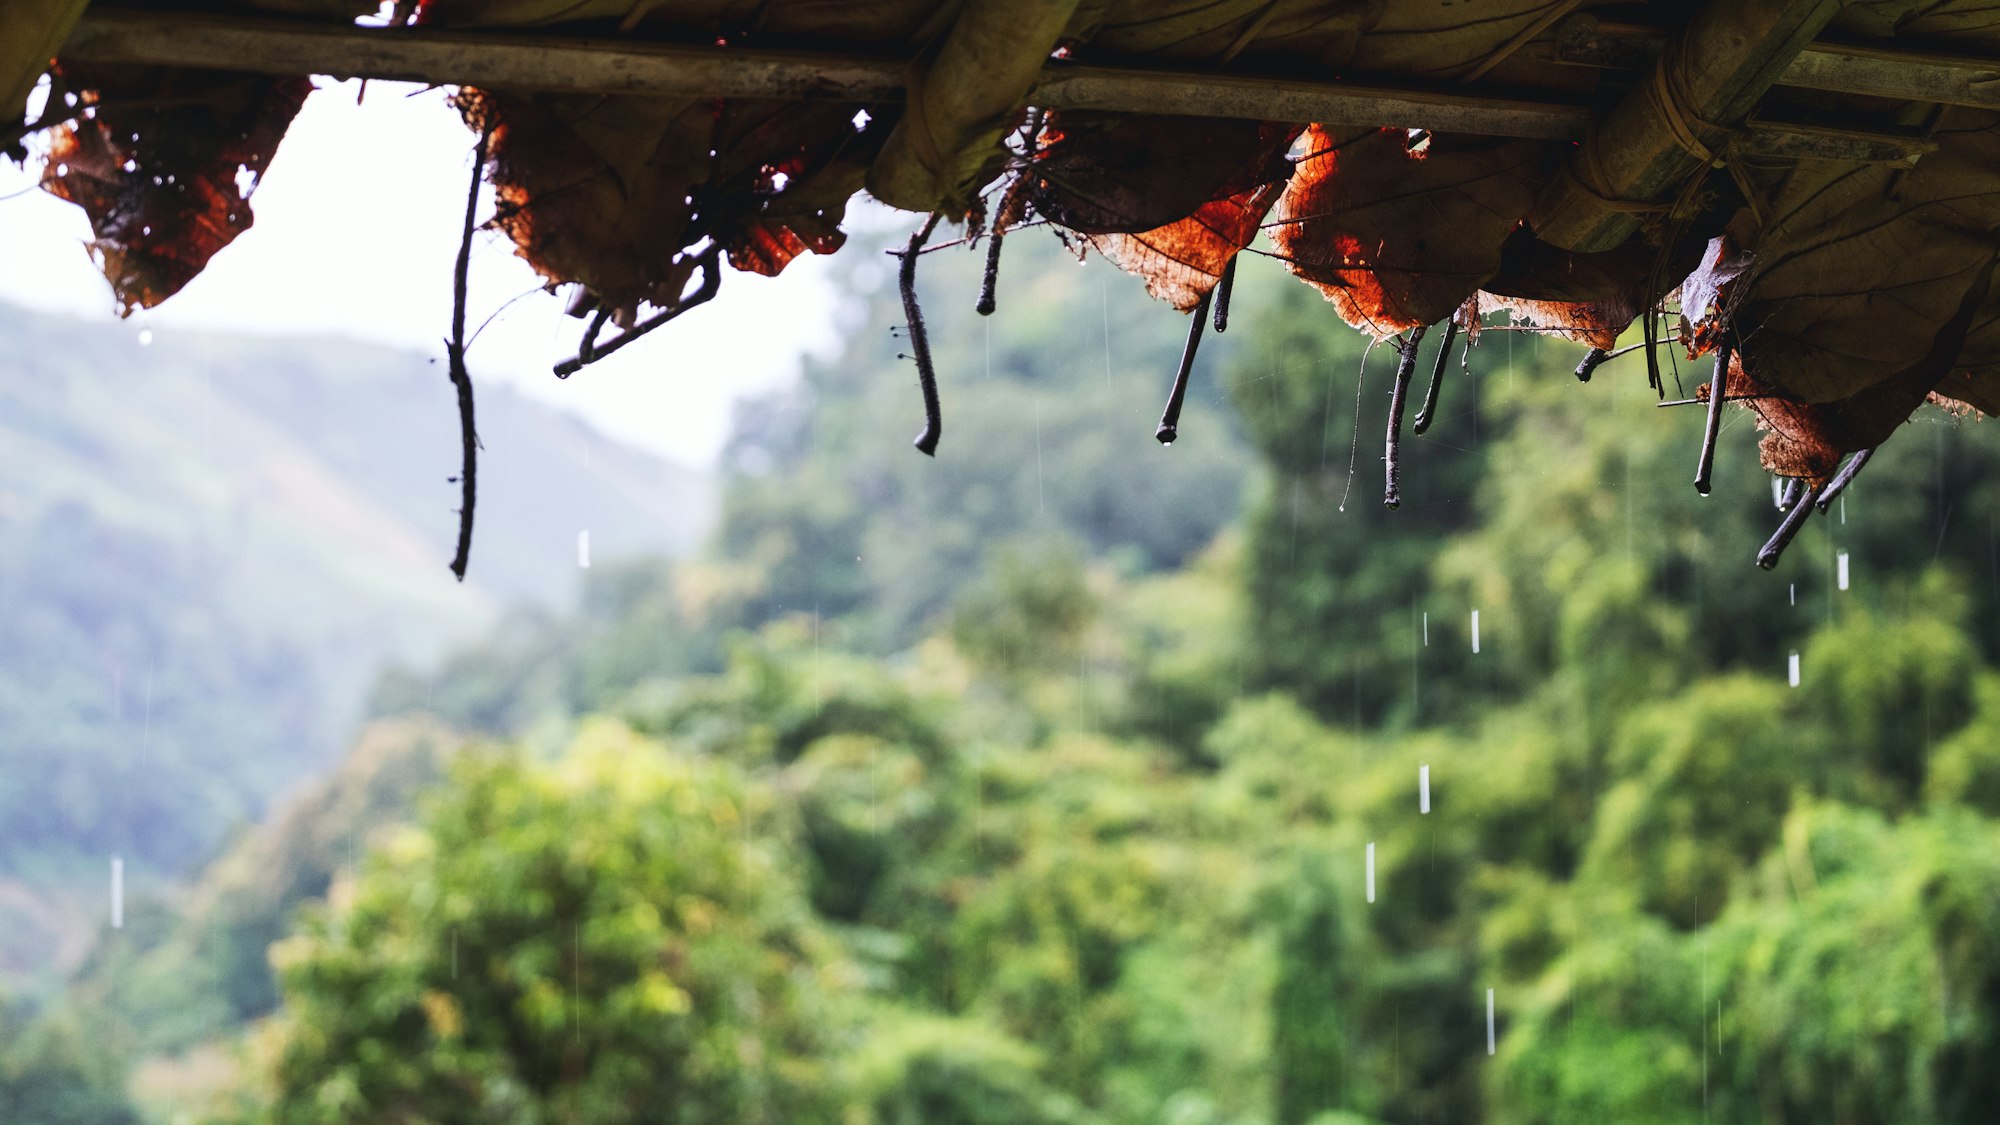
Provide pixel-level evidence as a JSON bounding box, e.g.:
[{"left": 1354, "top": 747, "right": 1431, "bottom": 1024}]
[{"left": 0, "top": 78, "right": 861, "bottom": 467}]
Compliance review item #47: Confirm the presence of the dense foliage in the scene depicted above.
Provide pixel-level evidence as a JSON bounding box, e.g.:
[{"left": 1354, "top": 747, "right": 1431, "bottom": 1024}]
[{"left": 17, "top": 233, "right": 2000, "bottom": 1124}]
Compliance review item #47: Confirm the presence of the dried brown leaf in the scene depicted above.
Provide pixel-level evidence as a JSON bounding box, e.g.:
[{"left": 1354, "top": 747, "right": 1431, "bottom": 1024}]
[
  {"left": 1088, "top": 180, "right": 1287, "bottom": 310},
  {"left": 1030, "top": 114, "right": 1296, "bottom": 235},
  {"left": 40, "top": 65, "right": 309, "bottom": 314},
  {"left": 1271, "top": 126, "right": 1547, "bottom": 335},
  {"left": 1729, "top": 115, "right": 2000, "bottom": 404}
]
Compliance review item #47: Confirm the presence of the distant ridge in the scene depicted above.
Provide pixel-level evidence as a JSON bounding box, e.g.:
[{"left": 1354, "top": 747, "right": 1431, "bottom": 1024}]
[{"left": 0, "top": 301, "right": 714, "bottom": 981}]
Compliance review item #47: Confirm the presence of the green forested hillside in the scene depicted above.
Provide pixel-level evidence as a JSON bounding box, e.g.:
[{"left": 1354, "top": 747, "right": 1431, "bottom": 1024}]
[
  {"left": 14, "top": 231, "right": 2000, "bottom": 1125},
  {"left": 365, "top": 230, "right": 1263, "bottom": 731},
  {"left": 0, "top": 301, "right": 710, "bottom": 985}
]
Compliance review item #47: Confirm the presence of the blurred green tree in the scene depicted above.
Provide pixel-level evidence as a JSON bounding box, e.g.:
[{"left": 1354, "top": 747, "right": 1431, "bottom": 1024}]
[{"left": 232, "top": 722, "right": 852, "bottom": 1125}]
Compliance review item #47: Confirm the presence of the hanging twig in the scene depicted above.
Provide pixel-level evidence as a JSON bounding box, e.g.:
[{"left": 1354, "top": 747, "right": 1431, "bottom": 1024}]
[
  {"left": 1574, "top": 347, "right": 1609, "bottom": 383},
  {"left": 551, "top": 249, "right": 722, "bottom": 377},
  {"left": 1212, "top": 256, "right": 1238, "bottom": 333},
  {"left": 1814, "top": 447, "right": 1875, "bottom": 513},
  {"left": 897, "top": 214, "right": 945, "bottom": 455},
  {"left": 1383, "top": 326, "right": 1426, "bottom": 509},
  {"left": 1693, "top": 338, "right": 1733, "bottom": 496},
  {"left": 1413, "top": 315, "right": 1458, "bottom": 435},
  {"left": 975, "top": 225, "right": 1006, "bottom": 316},
  {"left": 1757, "top": 481, "right": 1824, "bottom": 570},
  {"left": 445, "top": 125, "right": 491, "bottom": 581},
  {"left": 976, "top": 177, "right": 1031, "bottom": 316},
  {"left": 1644, "top": 308, "right": 1664, "bottom": 396},
  {"left": 1156, "top": 289, "right": 1214, "bottom": 444}
]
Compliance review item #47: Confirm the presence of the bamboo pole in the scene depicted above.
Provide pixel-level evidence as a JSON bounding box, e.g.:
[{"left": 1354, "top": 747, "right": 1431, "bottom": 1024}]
[
  {"left": 1527, "top": 0, "right": 1847, "bottom": 253},
  {"left": 1547, "top": 17, "right": 2000, "bottom": 111},
  {"left": 866, "top": 0, "right": 1082, "bottom": 215},
  {"left": 53, "top": 8, "right": 1933, "bottom": 166},
  {"left": 4, "top": 0, "right": 91, "bottom": 127}
]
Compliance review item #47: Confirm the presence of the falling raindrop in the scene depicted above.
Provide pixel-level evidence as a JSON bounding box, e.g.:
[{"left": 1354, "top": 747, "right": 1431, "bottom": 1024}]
[
  {"left": 1470, "top": 610, "right": 1481, "bottom": 654},
  {"left": 1487, "top": 989, "right": 1496, "bottom": 1056},
  {"left": 137, "top": 328, "right": 154, "bottom": 347},
  {"left": 577, "top": 529, "right": 591, "bottom": 569},
  {"left": 1420, "top": 765, "right": 1431, "bottom": 814},
  {"left": 1837, "top": 550, "right": 1850, "bottom": 590},
  {"left": 1366, "top": 843, "right": 1376, "bottom": 904},
  {"left": 1789, "top": 583, "right": 1795, "bottom": 606},
  {"left": 1422, "top": 612, "right": 1429, "bottom": 647},
  {"left": 110, "top": 855, "right": 124, "bottom": 929},
  {"left": 1788, "top": 651, "right": 1800, "bottom": 688}
]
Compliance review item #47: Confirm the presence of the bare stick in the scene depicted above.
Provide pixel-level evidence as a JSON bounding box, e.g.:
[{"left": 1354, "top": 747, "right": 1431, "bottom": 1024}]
[
  {"left": 1212, "top": 256, "right": 1238, "bottom": 333},
  {"left": 1155, "top": 288, "right": 1214, "bottom": 444},
  {"left": 1693, "top": 340, "right": 1732, "bottom": 496},
  {"left": 1412, "top": 316, "right": 1458, "bottom": 435},
  {"left": 1815, "top": 447, "right": 1875, "bottom": 512},
  {"left": 552, "top": 250, "right": 721, "bottom": 376},
  {"left": 1574, "top": 347, "right": 1609, "bottom": 382},
  {"left": 445, "top": 125, "right": 490, "bottom": 581},
  {"left": 1757, "top": 481, "right": 1824, "bottom": 570},
  {"left": 1383, "top": 327, "right": 1426, "bottom": 509},
  {"left": 898, "top": 214, "right": 944, "bottom": 455},
  {"left": 975, "top": 226, "right": 1005, "bottom": 316}
]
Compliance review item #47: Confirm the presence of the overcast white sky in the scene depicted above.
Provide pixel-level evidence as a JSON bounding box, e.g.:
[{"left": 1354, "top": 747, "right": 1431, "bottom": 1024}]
[{"left": 0, "top": 78, "right": 862, "bottom": 467}]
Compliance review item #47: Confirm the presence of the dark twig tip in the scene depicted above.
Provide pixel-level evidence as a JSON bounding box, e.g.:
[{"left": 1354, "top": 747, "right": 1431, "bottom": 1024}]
[
  {"left": 1815, "top": 447, "right": 1876, "bottom": 512},
  {"left": 1155, "top": 290, "right": 1213, "bottom": 445},
  {"left": 1412, "top": 316, "right": 1458, "bottom": 436},
  {"left": 1575, "top": 347, "right": 1609, "bottom": 383},
  {"left": 1757, "top": 482, "right": 1823, "bottom": 569}
]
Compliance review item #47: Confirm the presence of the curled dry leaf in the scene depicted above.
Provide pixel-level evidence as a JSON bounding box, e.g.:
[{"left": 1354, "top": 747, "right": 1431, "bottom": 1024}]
[
  {"left": 1478, "top": 219, "right": 1723, "bottom": 349},
  {"left": 1028, "top": 114, "right": 1297, "bottom": 235},
  {"left": 1271, "top": 126, "right": 1547, "bottom": 336},
  {"left": 1746, "top": 264, "right": 1995, "bottom": 478},
  {"left": 1931, "top": 299, "right": 2000, "bottom": 415},
  {"left": 1728, "top": 116, "right": 2000, "bottom": 405},
  {"left": 458, "top": 89, "right": 714, "bottom": 315},
  {"left": 1089, "top": 180, "right": 1289, "bottom": 311},
  {"left": 40, "top": 65, "right": 310, "bottom": 314},
  {"left": 458, "top": 90, "right": 876, "bottom": 314}
]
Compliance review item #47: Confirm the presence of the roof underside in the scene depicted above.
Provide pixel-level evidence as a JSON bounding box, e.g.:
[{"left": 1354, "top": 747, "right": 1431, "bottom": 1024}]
[{"left": 11, "top": 0, "right": 2000, "bottom": 497}]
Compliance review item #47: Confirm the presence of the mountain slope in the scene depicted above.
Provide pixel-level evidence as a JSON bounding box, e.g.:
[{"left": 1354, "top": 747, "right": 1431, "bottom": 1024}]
[{"left": 0, "top": 301, "right": 714, "bottom": 983}]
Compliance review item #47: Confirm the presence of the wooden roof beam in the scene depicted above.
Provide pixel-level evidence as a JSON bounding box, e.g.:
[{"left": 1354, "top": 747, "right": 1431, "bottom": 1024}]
[
  {"left": 1527, "top": 0, "right": 1849, "bottom": 252},
  {"left": 54, "top": 8, "right": 1932, "bottom": 166},
  {"left": 1543, "top": 16, "right": 2000, "bottom": 112}
]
